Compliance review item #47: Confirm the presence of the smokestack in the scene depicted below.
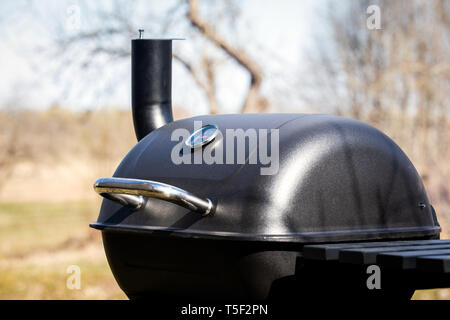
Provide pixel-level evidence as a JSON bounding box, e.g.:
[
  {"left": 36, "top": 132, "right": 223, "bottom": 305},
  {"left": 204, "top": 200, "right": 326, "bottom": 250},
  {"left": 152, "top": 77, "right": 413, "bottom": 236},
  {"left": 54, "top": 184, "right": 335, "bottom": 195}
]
[{"left": 131, "top": 33, "right": 174, "bottom": 141}]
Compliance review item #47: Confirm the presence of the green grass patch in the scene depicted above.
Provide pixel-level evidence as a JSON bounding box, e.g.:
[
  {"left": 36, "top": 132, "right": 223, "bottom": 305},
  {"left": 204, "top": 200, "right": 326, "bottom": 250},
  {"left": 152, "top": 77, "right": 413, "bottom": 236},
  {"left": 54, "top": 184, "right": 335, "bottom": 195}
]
[
  {"left": 0, "top": 201, "right": 99, "bottom": 257},
  {"left": 0, "top": 200, "right": 126, "bottom": 299},
  {"left": 0, "top": 259, "right": 127, "bottom": 299}
]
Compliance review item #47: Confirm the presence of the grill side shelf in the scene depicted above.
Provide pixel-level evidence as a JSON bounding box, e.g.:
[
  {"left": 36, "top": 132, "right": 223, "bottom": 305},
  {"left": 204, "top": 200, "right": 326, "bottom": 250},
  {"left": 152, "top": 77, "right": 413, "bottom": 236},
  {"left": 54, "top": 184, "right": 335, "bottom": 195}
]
[
  {"left": 301, "top": 239, "right": 450, "bottom": 290},
  {"left": 303, "top": 239, "right": 450, "bottom": 261},
  {"left": 377, "top": 248, "right": 450, "bottom": 270},
  {"left": 339, "top": 243, "right": 450, "bottom": 265}
]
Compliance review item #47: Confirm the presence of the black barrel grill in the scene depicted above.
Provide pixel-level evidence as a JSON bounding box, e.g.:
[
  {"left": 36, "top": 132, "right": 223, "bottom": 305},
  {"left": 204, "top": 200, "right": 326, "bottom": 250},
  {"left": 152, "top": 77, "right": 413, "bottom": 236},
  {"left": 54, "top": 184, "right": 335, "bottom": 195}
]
[{"left": 90, "top": 36, "right": 449, "bottom": 300}]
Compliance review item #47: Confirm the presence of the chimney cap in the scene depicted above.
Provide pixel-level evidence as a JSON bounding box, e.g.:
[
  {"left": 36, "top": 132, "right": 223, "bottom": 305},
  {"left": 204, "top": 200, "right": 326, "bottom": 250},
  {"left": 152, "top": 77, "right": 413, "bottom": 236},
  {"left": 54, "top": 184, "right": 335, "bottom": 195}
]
[{"left": 134, "top": 29, "right": 185, "bottom": 41}]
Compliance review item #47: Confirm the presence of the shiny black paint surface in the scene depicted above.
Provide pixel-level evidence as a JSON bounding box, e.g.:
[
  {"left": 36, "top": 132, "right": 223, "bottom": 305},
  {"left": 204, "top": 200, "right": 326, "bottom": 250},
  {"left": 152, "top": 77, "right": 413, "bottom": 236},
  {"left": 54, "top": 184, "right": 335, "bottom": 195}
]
[
  {"left": 132, "top": 39, "right": 173, "bottom": 141},
  {"left": 93, "top": 113, "right": 440, "bottom": 243}
]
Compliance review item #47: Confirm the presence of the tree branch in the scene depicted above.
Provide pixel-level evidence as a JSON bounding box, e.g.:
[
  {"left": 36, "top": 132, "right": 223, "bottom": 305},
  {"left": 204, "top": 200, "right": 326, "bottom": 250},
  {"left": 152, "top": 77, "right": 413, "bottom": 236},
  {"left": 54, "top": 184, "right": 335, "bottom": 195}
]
[
  {"left": 173, "top": 53, "right": 220, "bottom": 114},
  {"left": 187, "top": 0, "right": 265, "bottom": 113}
]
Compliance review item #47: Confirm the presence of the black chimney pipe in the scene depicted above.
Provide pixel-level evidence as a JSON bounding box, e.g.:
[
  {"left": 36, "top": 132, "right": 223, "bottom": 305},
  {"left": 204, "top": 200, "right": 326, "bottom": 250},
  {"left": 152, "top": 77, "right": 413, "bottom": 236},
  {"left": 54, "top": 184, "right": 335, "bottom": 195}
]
[{"left": 131, "top": 38, "right": 174, "bottom": 141}]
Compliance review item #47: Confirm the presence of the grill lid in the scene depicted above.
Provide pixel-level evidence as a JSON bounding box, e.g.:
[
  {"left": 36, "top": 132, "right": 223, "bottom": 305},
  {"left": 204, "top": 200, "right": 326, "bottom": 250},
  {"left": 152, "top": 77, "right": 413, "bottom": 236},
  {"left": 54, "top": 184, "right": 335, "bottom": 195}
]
[{"left": 91, "top": 113, "right": 440, "bottom": 243}]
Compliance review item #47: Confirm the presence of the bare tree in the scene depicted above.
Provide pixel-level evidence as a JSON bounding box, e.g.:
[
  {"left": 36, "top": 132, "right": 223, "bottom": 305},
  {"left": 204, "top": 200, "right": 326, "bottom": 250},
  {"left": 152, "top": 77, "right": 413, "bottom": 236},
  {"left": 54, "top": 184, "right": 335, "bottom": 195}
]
[
  {"left": 302, "top": 0, "right": 450, "bottom": 222},
  {"left": 302, "top": 0, "right": 449, "bottom": 123},
  {"left": 186, "top": 0, "right": 265, "bottom": 113},
  {"left": 49, "top": 0, "right": 266, "bottom": 114},
  {"left": 0, "top": 101, "right": 37, "bottom": 192},
  {"left": 0, "top": 112, "right": 20, "bottom": 192}
]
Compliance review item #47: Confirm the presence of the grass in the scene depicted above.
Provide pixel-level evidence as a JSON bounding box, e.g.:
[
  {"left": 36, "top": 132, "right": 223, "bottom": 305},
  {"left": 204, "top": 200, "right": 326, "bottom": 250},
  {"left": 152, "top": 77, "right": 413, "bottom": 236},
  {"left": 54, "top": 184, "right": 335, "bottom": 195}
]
[
  {"left": 0, "top": 201, "right": 448, "bottom": 300},
  {"left": 0, "top": 201, "right": 127, "bottom": 300},
  {"left": 0, "top": 201, "right": 94, "bottom": 257}
]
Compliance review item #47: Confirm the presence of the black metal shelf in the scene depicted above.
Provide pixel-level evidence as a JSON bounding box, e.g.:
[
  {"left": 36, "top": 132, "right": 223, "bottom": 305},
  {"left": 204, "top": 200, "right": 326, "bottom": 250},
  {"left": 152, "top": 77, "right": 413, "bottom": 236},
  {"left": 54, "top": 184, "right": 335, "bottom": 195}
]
[{"left": 301, "top": 239, "right": 450, "bottom": 290}]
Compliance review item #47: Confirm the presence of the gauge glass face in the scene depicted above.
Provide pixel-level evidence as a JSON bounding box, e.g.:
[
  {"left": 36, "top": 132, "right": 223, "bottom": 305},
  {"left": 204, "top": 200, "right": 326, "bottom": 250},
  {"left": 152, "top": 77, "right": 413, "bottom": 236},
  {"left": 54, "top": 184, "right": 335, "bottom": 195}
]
[{"left": 186, "top": 124, "right": 218, "bottom": 148}]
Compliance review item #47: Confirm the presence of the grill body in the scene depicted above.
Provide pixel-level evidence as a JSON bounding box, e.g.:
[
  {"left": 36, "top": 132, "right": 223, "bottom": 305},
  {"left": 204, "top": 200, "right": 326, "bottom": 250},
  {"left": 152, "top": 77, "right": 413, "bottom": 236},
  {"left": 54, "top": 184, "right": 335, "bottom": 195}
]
[{"left": 91, "top": 113, "right": 440, "bottom": 299}]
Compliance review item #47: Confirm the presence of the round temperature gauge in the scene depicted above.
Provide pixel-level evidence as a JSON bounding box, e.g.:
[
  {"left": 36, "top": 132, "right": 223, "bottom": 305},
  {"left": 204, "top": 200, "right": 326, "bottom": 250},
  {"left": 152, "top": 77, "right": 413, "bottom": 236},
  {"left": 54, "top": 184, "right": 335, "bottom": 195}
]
[{"left": 185, "top": 124, "right": 219, "bottom": 148}]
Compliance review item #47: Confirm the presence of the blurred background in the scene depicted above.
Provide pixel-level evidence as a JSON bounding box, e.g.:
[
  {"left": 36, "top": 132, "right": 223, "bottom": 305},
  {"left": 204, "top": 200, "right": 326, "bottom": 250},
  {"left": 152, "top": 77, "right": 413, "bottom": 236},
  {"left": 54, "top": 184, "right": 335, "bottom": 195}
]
[{"left": 0, "top": 0, "right": 448, "bottom": 299}]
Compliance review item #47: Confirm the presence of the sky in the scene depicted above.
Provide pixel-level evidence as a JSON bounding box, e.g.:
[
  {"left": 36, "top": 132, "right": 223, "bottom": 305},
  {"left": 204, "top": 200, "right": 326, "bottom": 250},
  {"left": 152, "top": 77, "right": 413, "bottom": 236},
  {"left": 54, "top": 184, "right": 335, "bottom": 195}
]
[{"left": 0, "top": 0, "right": 327, "bottom": 115}]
